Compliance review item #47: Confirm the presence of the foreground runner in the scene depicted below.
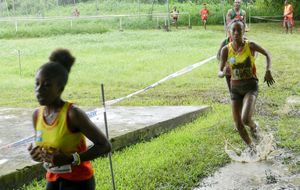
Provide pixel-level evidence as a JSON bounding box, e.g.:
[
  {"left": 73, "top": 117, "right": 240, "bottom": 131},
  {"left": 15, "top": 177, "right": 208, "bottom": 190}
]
[
  {"left": 28, "top": 49, "right": 111, "bottom": 190},
  {"left": 218, "top": 20, "right": 275, "bottom": 150}
]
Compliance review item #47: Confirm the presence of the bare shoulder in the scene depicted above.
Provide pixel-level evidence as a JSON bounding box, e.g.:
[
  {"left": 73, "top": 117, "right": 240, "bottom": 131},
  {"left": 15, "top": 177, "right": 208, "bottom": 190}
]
[
  {"left": 32, "top": 108, "right": 40, "bottom": 128},
  {"left": 221, "top": 45, "right": 228, "bottom": 54},
  {"left": 248, "top": 40, "right": 259, "bottom": 48},
  {"left": 68, "top": 104, "right": 86, "bottom": 119},
  {"left": 32, "top": 108, "right": 39, "bottom": 117}
]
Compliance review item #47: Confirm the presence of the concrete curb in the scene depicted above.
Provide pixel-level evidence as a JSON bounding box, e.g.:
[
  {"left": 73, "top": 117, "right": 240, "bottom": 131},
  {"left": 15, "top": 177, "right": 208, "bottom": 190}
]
[
  {"left": 111, "top": 106, "right": 210, "bottom": 150},
  {"left": 0, "top": 106, "right": 210, "bottom": 190}
]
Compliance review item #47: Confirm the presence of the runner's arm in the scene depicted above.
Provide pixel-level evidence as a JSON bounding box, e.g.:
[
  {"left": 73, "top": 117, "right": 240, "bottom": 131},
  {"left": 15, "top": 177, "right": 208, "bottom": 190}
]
[
  {"left": 68, "top": 106, "right": 112, "bottom": 162},
  {"left": 218, "top": 46, "right": 228, "bottom": 78},
  {"left": 249, "top": 41, "right": 275, "bottom": 86},
  {"left": 249, "top": 41, "right": 271, "bottom": 71}
]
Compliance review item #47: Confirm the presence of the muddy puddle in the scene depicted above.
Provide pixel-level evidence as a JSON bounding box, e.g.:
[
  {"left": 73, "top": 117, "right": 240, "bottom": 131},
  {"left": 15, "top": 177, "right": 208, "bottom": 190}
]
[
  {"left": 195, "top": 133, "right": 300, "bottom": 189},
  {"left": 195, "top": 96, "right": 300, "bottom": 190}
]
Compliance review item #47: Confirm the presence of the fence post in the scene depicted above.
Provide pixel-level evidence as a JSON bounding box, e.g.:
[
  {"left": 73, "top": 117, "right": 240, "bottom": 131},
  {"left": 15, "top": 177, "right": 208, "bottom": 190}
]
[
  {"left": 248, "top": 3, "right": 251, "bottom": 30},
  {"left": 18, "top": 50, "right": 21, "bottom": 76},
  {"left": 188, "top": 13, "right": 192, "bottom": 29},
  {"left": 96, "top": 0, "right": 100, "bottom": 14},
  {"left": 164, "top": 16, "right": 169, "bottom": 31},
  {"left": 15, "top": 20, "right": 18, "bottom": 32},
  {"left": 119, "top": 17, "right": 123, "bottom": 32},
  {"left": 70, "top": 18, "right": 73, "bottom": 29}
]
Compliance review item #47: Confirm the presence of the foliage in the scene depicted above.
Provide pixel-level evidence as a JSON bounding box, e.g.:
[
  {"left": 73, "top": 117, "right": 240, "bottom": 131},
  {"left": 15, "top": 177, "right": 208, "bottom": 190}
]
[
  {"left": 0, "top": 20, "right": 109, "bottom": 39},
  {"left": 1, "top": 0, "right": 298, "bottom": 20}
]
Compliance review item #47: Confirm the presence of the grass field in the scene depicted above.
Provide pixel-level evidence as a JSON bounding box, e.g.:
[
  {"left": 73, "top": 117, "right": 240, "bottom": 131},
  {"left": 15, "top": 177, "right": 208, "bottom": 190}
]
[{"left": 1, "top": 23, "right": 299, "bottom": 189}]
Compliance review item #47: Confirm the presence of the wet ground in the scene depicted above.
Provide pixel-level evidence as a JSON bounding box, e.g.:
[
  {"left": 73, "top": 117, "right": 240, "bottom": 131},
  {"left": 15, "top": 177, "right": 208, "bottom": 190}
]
[
  {"left": 195, "top": 138, "right": 300, "bottom": 190},
  {"left": 195, "top": 156, "right": 300, "bottom": 189},
  {"left": 194, "top": 96, "right": 300, "bottom": 190}
]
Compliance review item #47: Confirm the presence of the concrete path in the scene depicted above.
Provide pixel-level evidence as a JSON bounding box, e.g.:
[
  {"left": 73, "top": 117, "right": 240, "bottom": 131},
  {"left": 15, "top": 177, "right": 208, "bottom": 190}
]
[{"left": 0, "top": 105, "right": 209, "bottom": 190}]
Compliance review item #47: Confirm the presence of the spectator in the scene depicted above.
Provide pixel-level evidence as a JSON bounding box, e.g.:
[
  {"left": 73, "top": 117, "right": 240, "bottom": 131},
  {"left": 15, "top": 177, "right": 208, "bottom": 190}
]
[
  {"left": 283, "top": 0, "right": 294, "bottom": 34},
  {"left": 73, "top": 8, "right": 80, "bottom": 17},
  {"left": 199, "top": 3, "right": 209, "bottom": 30},
  {"left": 170, "top": 6, "right": 179, "bottom": 29},
  {"left": 226, "top": 0, "right": 248, "bottom": 32}
]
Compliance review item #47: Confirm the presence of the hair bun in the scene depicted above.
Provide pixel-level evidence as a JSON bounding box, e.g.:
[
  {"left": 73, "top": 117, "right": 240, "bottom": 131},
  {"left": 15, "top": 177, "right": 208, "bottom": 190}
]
[{"left": 49, "top": 48, "right": 75, "bottom": 72}]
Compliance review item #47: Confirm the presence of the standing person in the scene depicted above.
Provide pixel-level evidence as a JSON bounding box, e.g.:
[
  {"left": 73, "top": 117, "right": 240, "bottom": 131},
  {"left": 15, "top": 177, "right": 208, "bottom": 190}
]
[
  {"left": 283, "top": 0, "right": 294, "bottom": 34},
  {"left": 218, "top": 20, "right": 275, "bottom": 150},
  {"left": 73, "top": 8, "right": 80, "bottom": 17},
  {"left": 226, "top": 0, "right": 246, "bottom": 24},
  {"left": 170, "top": 6, "right": 179, "bottom": 29},
  {"left": 28, "top": 49, "right": 112, "bottom": 190},
  {"left": 226, "top": 0, "right": 248, "bottom": 33},
  {"left": 199, "top": 3, "right": 209, "bottom": 30}
]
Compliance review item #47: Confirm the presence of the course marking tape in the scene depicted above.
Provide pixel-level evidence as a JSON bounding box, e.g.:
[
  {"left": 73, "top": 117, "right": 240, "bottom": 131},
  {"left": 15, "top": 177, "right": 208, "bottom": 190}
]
[{"left": 106, "top": 55, "right": 216, "bottom": 105}]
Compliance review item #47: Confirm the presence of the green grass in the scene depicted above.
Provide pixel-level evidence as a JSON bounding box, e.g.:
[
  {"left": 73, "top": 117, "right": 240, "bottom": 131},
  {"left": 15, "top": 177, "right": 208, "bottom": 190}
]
[{"left": 1, "top": 23, "right": 299, "bottom": 189}]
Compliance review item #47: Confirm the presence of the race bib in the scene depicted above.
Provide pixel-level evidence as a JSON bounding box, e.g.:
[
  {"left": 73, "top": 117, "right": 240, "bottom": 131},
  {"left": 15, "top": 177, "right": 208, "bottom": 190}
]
[{"left": 43, "top": 162, "right": 72, "bottom": 174}]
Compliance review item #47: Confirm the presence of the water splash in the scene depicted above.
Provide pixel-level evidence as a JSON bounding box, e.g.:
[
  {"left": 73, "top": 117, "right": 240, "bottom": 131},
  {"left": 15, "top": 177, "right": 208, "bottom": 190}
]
[
  {"left": 225, "top": 132, "right": 276, "bottom": 163},
  {"left": 194, "top": 132, "right": 300, "bottom": 190}
]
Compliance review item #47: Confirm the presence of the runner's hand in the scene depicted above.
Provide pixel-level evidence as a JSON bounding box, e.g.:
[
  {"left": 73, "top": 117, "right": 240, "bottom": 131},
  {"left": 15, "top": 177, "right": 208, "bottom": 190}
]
[
  {"left": 28, "top": 143, "right": 43, "bottom": 162},
  {"left": 41, "top": 147, "right": 72, "bottom": 167},
  {"left": 218, "top": 71, "right": 225, "bottom": 78},
  {"left": 264, "top": 70, "right": 275, "bottom": 87}
]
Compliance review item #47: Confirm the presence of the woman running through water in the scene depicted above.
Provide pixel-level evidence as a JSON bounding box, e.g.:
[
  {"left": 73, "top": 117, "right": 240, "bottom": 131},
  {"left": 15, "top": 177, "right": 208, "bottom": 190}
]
[
  {"left": 28, "top": 49, "right": 111, "bottom": 190},
  {"left": 218, "top": 20, "right": 275, "bottom": 150}
]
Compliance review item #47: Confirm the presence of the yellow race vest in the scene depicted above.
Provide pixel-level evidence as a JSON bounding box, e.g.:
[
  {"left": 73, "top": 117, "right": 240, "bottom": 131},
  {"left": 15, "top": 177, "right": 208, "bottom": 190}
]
[
  {"left": 35, "top": 102, "right": 85, "bottom": 153},
  {"left": 227, "top": 40, "right": 256, "bottom": 81},
  {"left": 35, "top": 102, "right": 93, "bottom": 182}
]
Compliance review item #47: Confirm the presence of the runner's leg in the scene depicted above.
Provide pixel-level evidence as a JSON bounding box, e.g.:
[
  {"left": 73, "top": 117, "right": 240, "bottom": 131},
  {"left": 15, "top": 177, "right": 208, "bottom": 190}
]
[{"left": 232, "top": 99, "right": 252, "bottom": 145}]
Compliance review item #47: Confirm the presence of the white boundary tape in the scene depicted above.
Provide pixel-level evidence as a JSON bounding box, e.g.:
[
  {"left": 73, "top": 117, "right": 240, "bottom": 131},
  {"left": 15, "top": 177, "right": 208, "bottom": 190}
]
[
  {"left": 106, "top": 55, "right": 216, "bottom": 105},
  {"left": 0, "top": 55, "right": 216, "bottom": 150}
]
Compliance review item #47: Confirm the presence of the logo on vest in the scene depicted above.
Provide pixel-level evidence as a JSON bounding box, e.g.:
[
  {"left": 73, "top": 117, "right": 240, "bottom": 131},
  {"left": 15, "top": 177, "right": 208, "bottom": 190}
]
[
  {"left": 36, "top": 130, "right": 43, "bottom": 142},
  {"left": 229, "top": 57, "right": 236, "bottom": 65}
]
